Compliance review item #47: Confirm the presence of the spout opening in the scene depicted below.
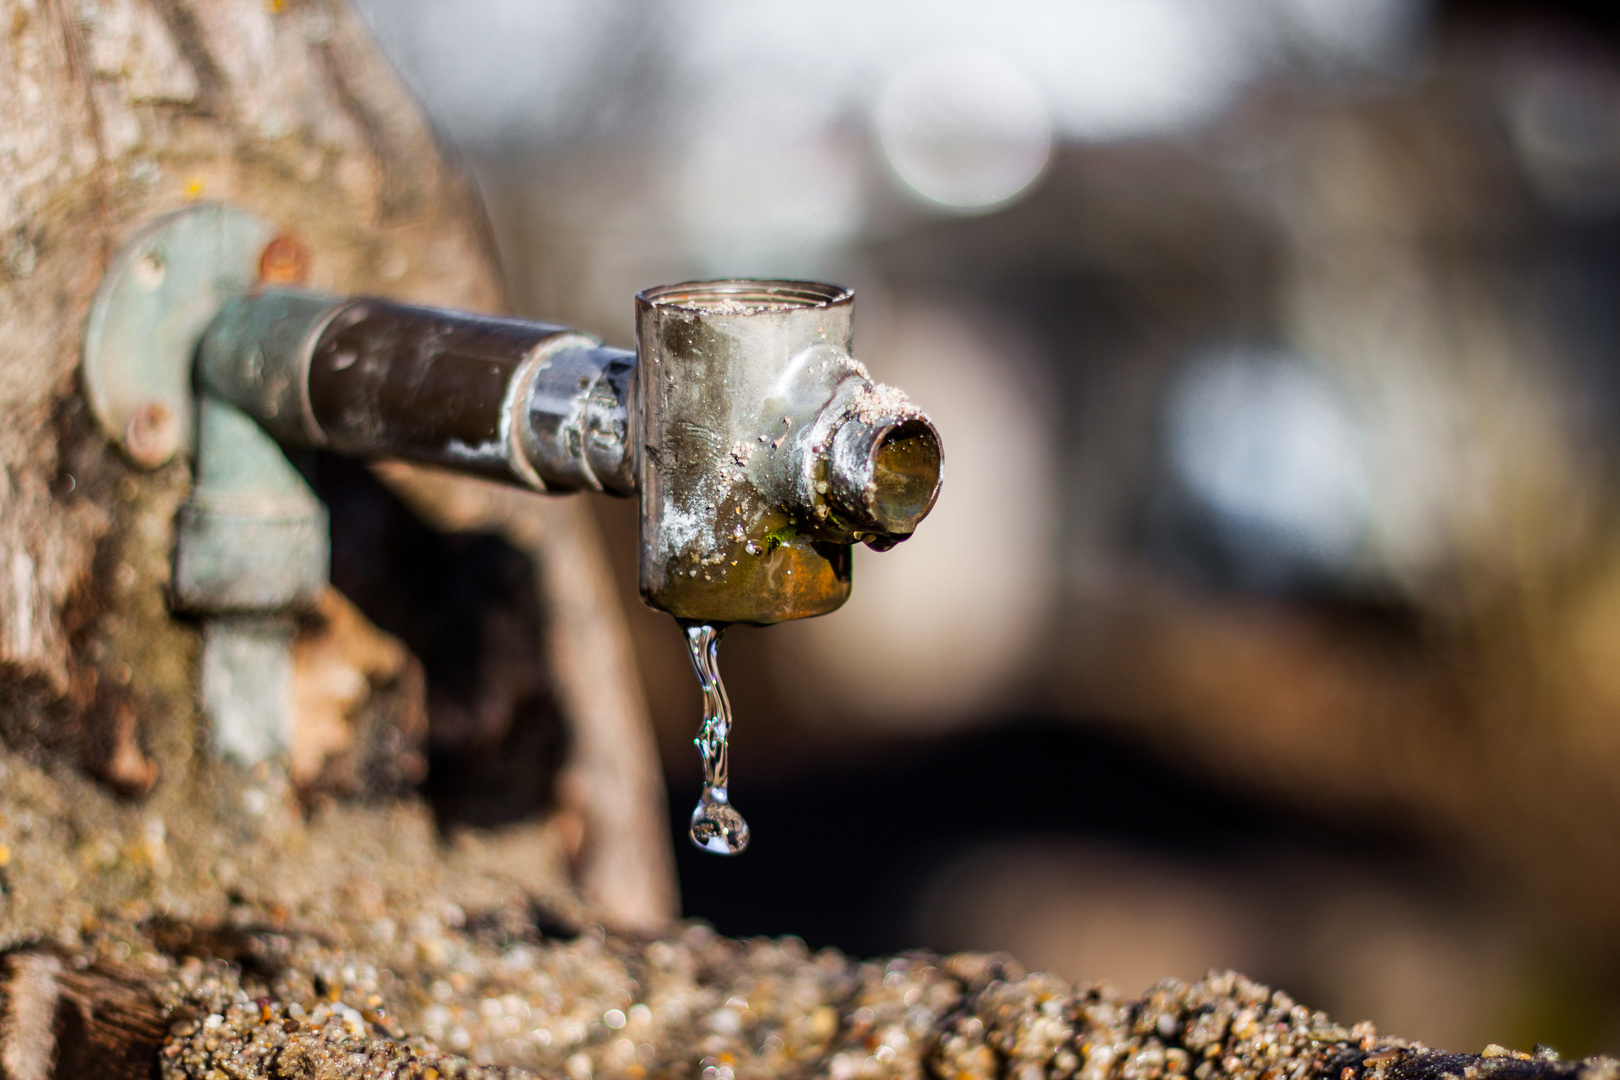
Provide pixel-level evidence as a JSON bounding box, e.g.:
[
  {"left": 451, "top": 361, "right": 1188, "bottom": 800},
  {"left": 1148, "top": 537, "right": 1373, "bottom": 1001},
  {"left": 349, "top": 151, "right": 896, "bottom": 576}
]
[
  {"left": 826, "top": 414, "right": 943, "bottom": 539},
  {"left": 870, "top": 419, "right": 942, "bottom": 533},
  {"left": 638, "top": 279, "right": 852, "bottom": 314}
]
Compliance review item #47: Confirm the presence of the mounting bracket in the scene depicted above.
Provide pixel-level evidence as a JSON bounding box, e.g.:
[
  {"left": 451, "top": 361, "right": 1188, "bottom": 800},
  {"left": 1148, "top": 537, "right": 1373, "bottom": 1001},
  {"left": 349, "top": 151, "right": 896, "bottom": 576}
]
[{"left": 82, "top": 204, "right": 276, "bottom": 468}]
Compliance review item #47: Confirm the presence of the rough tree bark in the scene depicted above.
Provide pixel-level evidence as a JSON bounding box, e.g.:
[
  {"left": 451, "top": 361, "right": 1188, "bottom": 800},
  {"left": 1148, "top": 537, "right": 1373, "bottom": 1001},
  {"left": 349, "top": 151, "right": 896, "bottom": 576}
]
[{"left": 373, "top": 464, "right": 676, "bottom": 936}]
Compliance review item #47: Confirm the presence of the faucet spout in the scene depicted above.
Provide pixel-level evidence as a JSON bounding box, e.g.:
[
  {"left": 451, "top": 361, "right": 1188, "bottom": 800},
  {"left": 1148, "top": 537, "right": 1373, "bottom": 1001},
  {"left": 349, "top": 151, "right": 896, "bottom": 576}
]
[{"left": 635, "top": 280, "right": 942, "bottom": 624}]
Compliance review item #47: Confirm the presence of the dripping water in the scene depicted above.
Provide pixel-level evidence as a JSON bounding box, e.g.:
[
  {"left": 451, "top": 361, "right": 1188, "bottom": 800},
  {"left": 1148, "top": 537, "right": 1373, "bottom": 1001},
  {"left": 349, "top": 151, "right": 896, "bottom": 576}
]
[{"left": 684, "top": 622, "right": 749, "bottom": 855}]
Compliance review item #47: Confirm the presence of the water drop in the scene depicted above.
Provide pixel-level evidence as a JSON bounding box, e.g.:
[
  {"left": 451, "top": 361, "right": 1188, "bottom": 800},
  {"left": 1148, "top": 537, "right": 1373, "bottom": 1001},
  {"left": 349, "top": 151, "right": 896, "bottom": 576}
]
[
  {"left": 684, "top": 622, "right": 749, "bottom": 855},
  {"left": 690, "top": 788, "right": 749, "bottom": 855}
]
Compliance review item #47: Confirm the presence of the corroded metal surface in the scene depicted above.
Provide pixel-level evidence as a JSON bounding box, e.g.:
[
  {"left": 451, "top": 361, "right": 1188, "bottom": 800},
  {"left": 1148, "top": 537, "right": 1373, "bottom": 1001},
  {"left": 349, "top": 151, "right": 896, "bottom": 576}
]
[{"left": 635, "top": 280, "right": 942, "bottom": 625}]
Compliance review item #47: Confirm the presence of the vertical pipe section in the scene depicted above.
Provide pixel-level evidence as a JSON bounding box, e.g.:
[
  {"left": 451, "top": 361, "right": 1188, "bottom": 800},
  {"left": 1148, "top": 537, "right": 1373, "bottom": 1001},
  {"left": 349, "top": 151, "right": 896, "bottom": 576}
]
[{"left": 172, "top": 395, "right": 328, "bottom": 766}]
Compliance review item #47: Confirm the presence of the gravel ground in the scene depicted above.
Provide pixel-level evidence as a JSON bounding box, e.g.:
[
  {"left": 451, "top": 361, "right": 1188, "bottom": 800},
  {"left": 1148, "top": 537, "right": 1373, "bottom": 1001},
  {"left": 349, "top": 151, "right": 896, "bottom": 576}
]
[{"left": 62, "top": 900, "right": 1615, "bottom": 1080}]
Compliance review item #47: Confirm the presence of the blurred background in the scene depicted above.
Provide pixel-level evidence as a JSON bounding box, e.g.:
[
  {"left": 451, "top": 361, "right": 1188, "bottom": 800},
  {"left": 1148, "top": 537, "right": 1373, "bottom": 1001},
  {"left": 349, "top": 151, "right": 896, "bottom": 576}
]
[{"left": 349, "top": 0, "right": 1620, "bottom": 1058}]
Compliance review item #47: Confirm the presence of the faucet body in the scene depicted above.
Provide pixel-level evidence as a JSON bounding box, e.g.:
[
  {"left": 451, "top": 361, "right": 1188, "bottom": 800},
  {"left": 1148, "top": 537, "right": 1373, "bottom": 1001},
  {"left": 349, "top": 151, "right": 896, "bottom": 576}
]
[
  {"left": 636, "top": 281, "right": 938, "bottom": 623},
  {"left": 82, "top": 205, "right": 942, "bottom": 767}
]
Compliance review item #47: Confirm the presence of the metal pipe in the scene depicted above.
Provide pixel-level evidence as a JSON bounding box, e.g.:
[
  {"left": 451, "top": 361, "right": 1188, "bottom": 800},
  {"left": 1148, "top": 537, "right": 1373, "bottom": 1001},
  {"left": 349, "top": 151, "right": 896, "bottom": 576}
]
[{"left": 196, "top": 289, "right": 635, "bottom": 495}]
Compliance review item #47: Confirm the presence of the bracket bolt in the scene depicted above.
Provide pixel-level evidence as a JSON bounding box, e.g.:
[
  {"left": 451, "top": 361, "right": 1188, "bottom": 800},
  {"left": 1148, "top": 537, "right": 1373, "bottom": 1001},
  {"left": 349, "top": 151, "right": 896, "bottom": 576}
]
[
  {"left": 258, "top": 235, "right": 308, "bottom": 285},
  {"left": 124, "top": 402, "right": 178, "bottom": 468}
]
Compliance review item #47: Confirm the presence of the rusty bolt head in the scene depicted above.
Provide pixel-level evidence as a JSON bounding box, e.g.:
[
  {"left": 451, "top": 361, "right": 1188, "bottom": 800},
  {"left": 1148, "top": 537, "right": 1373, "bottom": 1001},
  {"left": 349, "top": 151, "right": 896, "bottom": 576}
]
[
  {"left": 124, "top": 402, "right": 178, "bottom": 468},
  {"left": 258, "top": 235, "right": 309, "bottom": 285}
]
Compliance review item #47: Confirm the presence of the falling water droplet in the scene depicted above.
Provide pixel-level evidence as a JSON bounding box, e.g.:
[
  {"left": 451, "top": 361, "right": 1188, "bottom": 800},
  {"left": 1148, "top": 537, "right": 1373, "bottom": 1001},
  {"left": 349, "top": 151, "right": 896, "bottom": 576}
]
[
  {"left": 684, "top": 622, "right": 749, "bottom": 855},
  {"left": 690, "top": 787, "right": 749, "bottom": 856}
]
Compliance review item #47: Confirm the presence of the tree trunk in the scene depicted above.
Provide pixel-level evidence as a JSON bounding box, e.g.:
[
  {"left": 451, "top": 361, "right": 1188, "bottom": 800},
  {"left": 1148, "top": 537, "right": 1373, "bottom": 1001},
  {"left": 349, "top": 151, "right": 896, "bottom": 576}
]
[{"left": 0, "top": 0, "right": 671, "bottom": 947}]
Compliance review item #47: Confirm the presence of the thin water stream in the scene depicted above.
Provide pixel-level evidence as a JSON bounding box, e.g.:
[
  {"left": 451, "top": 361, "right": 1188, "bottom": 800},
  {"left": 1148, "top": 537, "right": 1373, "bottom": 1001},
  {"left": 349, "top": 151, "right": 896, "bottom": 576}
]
[{"left": 684, "top": 622, "right": 750, "bottom": 855}]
